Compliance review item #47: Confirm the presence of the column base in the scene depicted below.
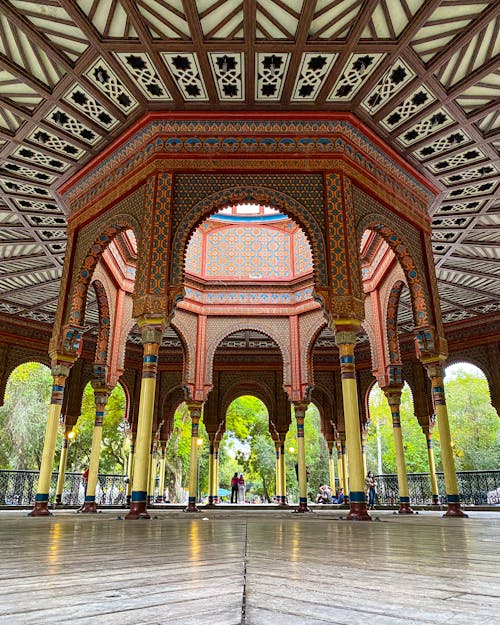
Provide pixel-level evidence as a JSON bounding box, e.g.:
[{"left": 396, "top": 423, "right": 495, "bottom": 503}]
[
  {"left": 398, "top": 502, "right": 414, "bottom": 514},
  {"left": 432, "top": 495, "right": 440, "bottom": 505},
  {"left": 28, "top": 501, "right": 52, "bottom": 516},
  {"left": 79, "top": 501, "right": 97, "bottom": 513},
  {"left": 346, "top": 502, "right": 372, "bottom": 521},
  {"left": 443, "top": 503, "right": 468, "bottom": 518},
  {"left": 205, "top": 503, "right": 217, "bottom": 509},
  {"left": 184, "top": 503, "right": 200, "bottom": 512},
  {"left": 125, "top": 501, "right": 150, "bottom": 520},
  {"left": 293, "top": 499, "right": 310, "bottom": 513}
]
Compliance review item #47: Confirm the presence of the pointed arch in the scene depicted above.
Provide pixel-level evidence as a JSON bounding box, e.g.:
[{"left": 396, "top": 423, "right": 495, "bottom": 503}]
[
  {"left": 170, "top": 185, "right": 327, "bottom": 291},
  {"left": 357, "top": 215, "right": 430, "bottom": 328}
]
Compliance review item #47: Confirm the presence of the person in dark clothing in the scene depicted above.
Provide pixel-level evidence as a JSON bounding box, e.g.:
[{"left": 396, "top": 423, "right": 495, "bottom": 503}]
[{"left": 230, "top": 472, "right": 239, "bottom": 503}]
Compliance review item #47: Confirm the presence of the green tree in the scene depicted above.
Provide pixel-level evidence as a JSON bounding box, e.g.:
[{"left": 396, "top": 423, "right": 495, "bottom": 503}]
[
  {"left": 0, "top": 362, "right": 52, "bottom": 469},
  {"left": 442, "top": 370, "right": 500, "bottom": 470},
  {"left": 65, "top": 382, "right": 128, "bottom": 474}
]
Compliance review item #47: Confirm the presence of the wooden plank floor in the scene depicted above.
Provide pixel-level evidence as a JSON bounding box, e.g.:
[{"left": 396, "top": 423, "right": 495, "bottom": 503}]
[{"left": 0, "top": 509, "right": 498, "bottom": 624}]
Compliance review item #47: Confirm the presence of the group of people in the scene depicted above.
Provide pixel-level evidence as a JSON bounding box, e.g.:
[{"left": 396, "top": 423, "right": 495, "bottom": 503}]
[
  {"left": 315, "top": 485, "right": 345, "bottom": 504},
  {"left": 314, "top": 471, "right": 377, "bottom": 507},
  {"left": 230, "top": 472, "right": 246, "bottom": 504}
]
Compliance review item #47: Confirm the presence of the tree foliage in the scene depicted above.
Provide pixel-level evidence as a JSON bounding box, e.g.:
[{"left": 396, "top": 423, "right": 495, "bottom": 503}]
[
  {"left": 0, "top": 362, "right": 52, "bottom": 469},
  {"left": 1, "top": 364, "right": 498, "bottom": 497},
  {"left": 65, "top": 382, "right": 128, "bottom": 474}
]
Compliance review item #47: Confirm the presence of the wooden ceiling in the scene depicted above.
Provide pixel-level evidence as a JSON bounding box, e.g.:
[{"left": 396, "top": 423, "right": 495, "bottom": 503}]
[{"left": 0, "top": 0, "right": 498, "bottom": 332}]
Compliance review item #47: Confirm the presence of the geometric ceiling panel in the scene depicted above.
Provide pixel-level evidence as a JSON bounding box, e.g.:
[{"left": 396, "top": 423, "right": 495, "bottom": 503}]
[
  {"left": 361, "top": 60, "right": 416, "bottom": 114},
  {"left": 26, "top": 127, "right": 86, "bottom": 160},
  {"left": 427, "top": 148, "right": 487, "bottom": 173},
  {"left": 445, "top": 180, "right": 497, "bottom": 199},
  {"left": 115, "top": 53, "right": 172, "bottom": 100},
  {"left": 455, "top": 70, "right": 500, "bottom": 113},
  {"left": 199, "top": 0, "right": 242, "bottom": 39},
  {"left": 291, "top": 53, "right": 338, "bottom": 101},
  {"left": 0, "top": 2, "right": 498, "bottom": 329},
  {"left": 209, "top": 53, "right": 244, "bottom": 101},
  {"left": 310, "top": 0, "right": 364, "bottom": 40},
  {"left": 411, "top": 2, "right": 494, "bottom": 63},
  {"left": 0, "top": 161, "right": 56, "bottom": 184},
  {"left": 412, "top": 129, "right": 472, "bottom": 161},
  {"left": 85, "top": 58, "right": 138, "bottom": 113},
  {"left": 475, "top": 109, "right": 500, "bottom": 134},
  {"left": 440, "top": 163, "right": 498, "bottom": 186},
  {"left": 397, "top": 108, "right": 455, "bottom": 147},
  {"left": 13, "top": 199, "right": 62, "bottom": 214},
  {"left": 76, "top": 0, "right": 138, "bottom": 38},
  {"left": 0, "top": 68, "right": 42, "bottom": 110},
  {"left": 138, "top": 0, "right": 189, "bottom": 39},
  {"left": 255, "top": 53, "right": 291, "bottom": 101},
  {"left": 436, "top": 17, "right": 500, "bottom": 88},
  {"left": 256, "top": 0, "right": 302, "bottom": 40},
  {"left": 9, "top": 0, "right": 89, "bottom": 62},
  {"left": 0, "top": 108, "right": 23, "bottom": 133},
  {"left": 44, "top": 107, "right": 102, "bottom": 146},
  {"left": 10, "top": 146, "right": 70, "bottom": 172},
  {"left": 0, "top": 178, "right": 50, "bottom": 197},
  {"left": 327, "top": 53, "right": 385, "bottom": 101},
  {"left": 63, "top": 84, "right": 120, "bottom": 130},
  {"left": 380, "top": 85, "right": 436, "bottom": 131},
  {"left": 160, "top": 53, "right": 208, "bottom": 101},
  {"left": 434, "top": 200, "right": 486, "bottom": 216},
  {"left": 362, "top": 0, "right": 426, "bottom": 39},
  {"left": 0, "top": 13, "right": 64, "bottom": 87}
]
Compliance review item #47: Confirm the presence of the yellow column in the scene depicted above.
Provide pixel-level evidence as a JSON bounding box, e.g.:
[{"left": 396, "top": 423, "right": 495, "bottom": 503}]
[
  {"left": 126, "top": 437, "right": 134, "bottom": 505},
  {"left": 148, "top": 442, "right": 158, "bottom": 503},
  {"left": 279, "top": 441, "right": 287, "bottom": 505},
  {"left": 126, "top": 320, "right": 164, "bottom": 520},
  {"left": 30, "top": 361, "right": 72, "bottom": 516},
  {"left": 185, "top": 402, "right": 203, "bottom": 512},
  {"left": 423, "top": 425, "right": 440, "bottom": 505},
  {"left": 340, "top": 436, "right": 349, "bottom": 496},
  {"left": 213, "top": 441, "right": 220, "bottom": 503},
  {"left": 275, "top": 442, "right": 282, "bottom": 503},
  {"left": 55, "top": 426, "right": 72, "bottom": 505},
  {"left": 426, "top": 362, "right": 467, "bottom": 517},
  {"left": 158, "top": 442, "right": 166, "bottom": 503},
  {"left": 81, "top": 386, "right": 110, "bottom": 513},
  {"left": 383, "top": 387, "right": 413, "bottom": 514},
  {"left": 335, "top": 321, "right": 371, "bottom": 520},
  {"left": 361, "top": 426, "right": 368, "bottom": 478},
  {"left": 328, "top": 442, "right": 336, "bottom": 494},
  {"left": 294, "top": 403, "right": 309, "bottom": 512},
  {"left": 207, "top": 440, "right": 215, "bottom": 506},
  {"left": 336, "top": 440, "right": 344, "bottom": 493}
]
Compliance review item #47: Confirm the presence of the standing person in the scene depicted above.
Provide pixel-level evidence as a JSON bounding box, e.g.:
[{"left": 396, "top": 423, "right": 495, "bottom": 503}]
[
  {"left": 365, "top": 471, "right": 377, "bottom": 509},
  {"left": 230, "top": 472, "right": 239, "bottom": 504},
  {"left": 77, "top": 467, "right": 89, "bottom": 512},
  {"left": 237, "top": 473, "right": 246, "bottom": 504}
]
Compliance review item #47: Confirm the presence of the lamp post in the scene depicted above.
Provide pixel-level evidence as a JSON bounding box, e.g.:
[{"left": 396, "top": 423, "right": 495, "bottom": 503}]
[{"left": 197, "top": 437, "right": 203, "bottom": 502}]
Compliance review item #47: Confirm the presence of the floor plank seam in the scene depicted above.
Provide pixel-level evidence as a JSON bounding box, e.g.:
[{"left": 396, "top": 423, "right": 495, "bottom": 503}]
[{"left": 241, "top": 519, "right": 248, "bottom": 625}]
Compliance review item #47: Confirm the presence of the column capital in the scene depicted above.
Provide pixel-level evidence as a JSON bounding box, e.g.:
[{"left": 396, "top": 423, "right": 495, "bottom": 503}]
[
  {"left": 332, "top": 318, "right": 362, "bottom": 347},
  {"left": 382, "top": 386, "right": 403, "bottom": 406},
  {"left": 425, "top": 361, "right": 445, "bottom": 382},
  {"left": 137, "top": 317, "right": 166, "bottom": 345},
  {"left": 187, "top": 401, "right": 203, "bottom": 422},
  {"left": 293, "top": 402, "right": 309, "bottom": 419}
]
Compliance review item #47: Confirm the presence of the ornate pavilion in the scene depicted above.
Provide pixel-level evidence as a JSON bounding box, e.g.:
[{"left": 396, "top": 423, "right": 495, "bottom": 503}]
[{"left": 0, "top": 2, "right": 498, "bottom": 525}]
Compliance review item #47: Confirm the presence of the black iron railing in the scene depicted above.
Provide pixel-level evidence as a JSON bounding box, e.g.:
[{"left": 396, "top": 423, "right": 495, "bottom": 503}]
[
  {"left": 375, "top": 470, "right": 500, "bottom": 505},
  {"left": 0, "top": 470, "right": 127, "bottom": 506},
  {"left": 0, "top": 469, "right": 499, "bottom": 507}
]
